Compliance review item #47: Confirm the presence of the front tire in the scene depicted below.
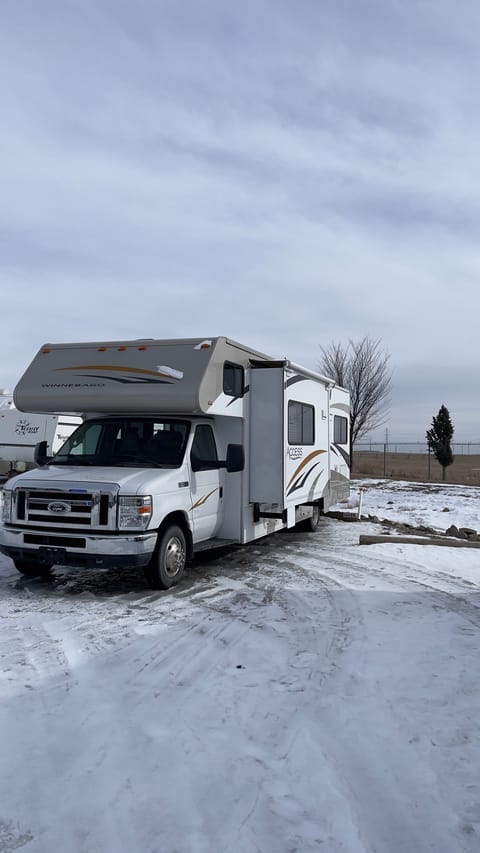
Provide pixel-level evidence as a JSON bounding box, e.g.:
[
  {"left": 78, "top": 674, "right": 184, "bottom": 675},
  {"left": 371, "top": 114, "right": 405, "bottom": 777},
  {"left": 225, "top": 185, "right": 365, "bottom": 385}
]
[
  {"left": 144, "top": 525, "right": 186, "bottom": 590},
  {"left": 13, "top": 559, "right": 53, "bottom": 578}
]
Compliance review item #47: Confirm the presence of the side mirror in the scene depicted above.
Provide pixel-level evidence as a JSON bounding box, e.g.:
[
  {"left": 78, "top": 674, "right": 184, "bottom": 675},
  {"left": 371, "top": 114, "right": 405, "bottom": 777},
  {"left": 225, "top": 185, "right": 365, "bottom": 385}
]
[
  {"left": 225, "top": 443, "right": 244, "bottom": 473},
  {"left": 34, "top": 440, "right": 51, "bottom": 467}
]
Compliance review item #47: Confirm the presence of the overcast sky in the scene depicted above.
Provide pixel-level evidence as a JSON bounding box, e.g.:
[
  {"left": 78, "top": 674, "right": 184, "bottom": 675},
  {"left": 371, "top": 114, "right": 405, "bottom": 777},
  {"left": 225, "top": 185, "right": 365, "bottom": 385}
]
[{"left": 1, "top": 0, "right": 479, "bottom": 441}]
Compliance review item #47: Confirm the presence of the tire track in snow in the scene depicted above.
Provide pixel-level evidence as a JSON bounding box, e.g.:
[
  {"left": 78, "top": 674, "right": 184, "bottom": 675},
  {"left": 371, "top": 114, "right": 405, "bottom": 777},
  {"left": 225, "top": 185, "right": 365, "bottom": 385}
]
[{"left": 1, "top": 526, "right": 480, "bottom": 851}]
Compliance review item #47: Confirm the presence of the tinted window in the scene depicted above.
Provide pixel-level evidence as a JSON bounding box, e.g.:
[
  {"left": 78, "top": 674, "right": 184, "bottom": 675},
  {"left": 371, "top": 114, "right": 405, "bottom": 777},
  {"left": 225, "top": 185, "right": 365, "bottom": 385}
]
[
  {"left": 69, "top": 423, "right": 102, "bottom": 456},
  {"left": 223, "top": 362, "right": 244, "bottom": 397},
  {"left": 191, "top": 424, "right": 218, "bottom": 470},
  {"left": 288, "top": 401, "right": 315, "bottom": 445},
  {"left": 334, "top": 415, "right": 348, "bottom": 444},
  {"left": 54, "top": 418, "right": 189, "bottom": 467}
]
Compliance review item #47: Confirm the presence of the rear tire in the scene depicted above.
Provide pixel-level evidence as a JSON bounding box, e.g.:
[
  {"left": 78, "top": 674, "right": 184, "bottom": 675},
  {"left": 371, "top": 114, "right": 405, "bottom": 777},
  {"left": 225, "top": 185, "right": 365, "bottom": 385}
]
[
  {"left": 13, "top": 559, "right": 53, "bottom": 578},
  {"left": 303, "top": 504, "right": 322, "bottom": 532},
  {"left": 144, "top": 525, "right": 186, "bottom": 590}
]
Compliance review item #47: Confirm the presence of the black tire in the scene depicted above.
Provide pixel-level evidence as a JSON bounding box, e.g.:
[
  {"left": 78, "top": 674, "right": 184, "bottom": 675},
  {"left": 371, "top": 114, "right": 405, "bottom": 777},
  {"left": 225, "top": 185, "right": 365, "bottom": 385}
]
[
  {"left": 13, "top": 559, "right": 53, "bottom": 578},
  {"left": 144, "top": 525, "right": 186, "bottom": 590},
  {"left": 303, "top": 504, "right": 322, "bottom": 532}
]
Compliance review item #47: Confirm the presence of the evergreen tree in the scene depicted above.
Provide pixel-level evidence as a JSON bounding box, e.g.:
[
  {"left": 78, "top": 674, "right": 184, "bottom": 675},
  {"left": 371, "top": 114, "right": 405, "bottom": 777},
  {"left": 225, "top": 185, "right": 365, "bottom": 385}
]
[{"left": 426, "top": 405, "right": 454, "bottom": 481}]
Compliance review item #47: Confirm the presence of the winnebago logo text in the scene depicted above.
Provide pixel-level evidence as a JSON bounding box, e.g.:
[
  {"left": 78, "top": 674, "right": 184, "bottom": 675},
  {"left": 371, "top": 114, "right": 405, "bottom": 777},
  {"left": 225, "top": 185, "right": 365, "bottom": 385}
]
[
  {"left": 41, "top": 383, "right": 106, "bottom": 388},
  {"left": 15, "top": 419, "right": 40, "bottom": 436}
]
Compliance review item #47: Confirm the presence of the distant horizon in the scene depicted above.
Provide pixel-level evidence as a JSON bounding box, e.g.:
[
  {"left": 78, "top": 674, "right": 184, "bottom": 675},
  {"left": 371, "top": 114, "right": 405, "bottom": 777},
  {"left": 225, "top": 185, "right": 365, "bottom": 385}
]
[{"left": 358, "top": 434, "right": 480, "bottom": 447}]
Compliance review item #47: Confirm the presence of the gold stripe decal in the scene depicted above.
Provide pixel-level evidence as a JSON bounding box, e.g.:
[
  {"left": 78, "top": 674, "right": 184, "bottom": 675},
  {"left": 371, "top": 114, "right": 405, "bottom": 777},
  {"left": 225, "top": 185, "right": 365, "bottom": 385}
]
[
  {"left": 191, "top": 488, "right": 218, "bottom": 510},
  {"left": 286, "top": 449, "right": 326, "bottom": 489},
  {"left": 57, "top": 365, "right": 177, "bottom": 380}
]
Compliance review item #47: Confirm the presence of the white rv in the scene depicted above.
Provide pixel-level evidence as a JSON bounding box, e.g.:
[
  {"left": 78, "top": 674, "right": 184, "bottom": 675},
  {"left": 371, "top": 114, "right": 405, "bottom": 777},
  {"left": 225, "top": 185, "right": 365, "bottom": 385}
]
[
  {"left": 0, "top": 337, "right": 349, "bottom": 588},
  {"left": 0, "top": 390, "right": 80, "bottom": 478}
]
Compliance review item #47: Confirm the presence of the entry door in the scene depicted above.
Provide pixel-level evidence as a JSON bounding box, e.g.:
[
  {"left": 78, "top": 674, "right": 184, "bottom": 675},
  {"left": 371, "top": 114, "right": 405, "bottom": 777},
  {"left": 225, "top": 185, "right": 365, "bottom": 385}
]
[{"left": 189, "top": 424, "right": 223, "bottom": 542}]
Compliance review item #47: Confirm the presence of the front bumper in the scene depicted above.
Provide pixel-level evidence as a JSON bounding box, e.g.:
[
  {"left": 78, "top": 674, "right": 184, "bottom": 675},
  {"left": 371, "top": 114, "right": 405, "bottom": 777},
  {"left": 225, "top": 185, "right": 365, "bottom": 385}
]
[{"left": 0, "top": 525, "right": 158, "bottom": 569}]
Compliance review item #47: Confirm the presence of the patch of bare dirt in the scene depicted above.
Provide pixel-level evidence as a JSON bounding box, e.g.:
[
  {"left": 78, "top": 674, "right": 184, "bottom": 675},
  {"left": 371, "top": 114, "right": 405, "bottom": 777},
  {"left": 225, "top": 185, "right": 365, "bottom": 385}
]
[{"left": 352, "top": 452, "right": 480, "bottom": 487}]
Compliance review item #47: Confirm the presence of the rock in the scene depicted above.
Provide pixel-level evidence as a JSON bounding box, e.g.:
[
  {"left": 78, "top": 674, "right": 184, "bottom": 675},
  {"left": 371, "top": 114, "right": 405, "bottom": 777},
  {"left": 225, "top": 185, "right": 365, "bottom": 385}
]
[
  {"left": 459, "top": 527, "right": 477, "bottom": 538},
  {"left": 442, "top": 507, "right": 450, "bottom": 512},
  {"left": 326, "top": 510, "right": 359, "bottom": 522},
  {"left": 458, "top": 528, "right": 478, "bottom": 540},
  {"left": 445, "top": 525, "right": 459, "bottom": 537}
]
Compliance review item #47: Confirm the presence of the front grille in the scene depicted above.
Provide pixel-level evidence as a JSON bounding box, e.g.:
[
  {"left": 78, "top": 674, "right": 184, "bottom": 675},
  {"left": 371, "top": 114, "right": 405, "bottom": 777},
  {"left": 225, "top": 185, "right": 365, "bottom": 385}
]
[
  {"left": 17, "top": 491, "right": 26, "bottom": 520},
  {"left": 25, "top": 513, "right": 92, "bottom": 525},
  {"left": 13, "top": 487, "right": 116, "bottom": 530},
  {"left": 24, "top": 534, "right": 86, "bottom": 548},
  {"left": 99, "top": 494, "right": 109, "bottom": 525}
]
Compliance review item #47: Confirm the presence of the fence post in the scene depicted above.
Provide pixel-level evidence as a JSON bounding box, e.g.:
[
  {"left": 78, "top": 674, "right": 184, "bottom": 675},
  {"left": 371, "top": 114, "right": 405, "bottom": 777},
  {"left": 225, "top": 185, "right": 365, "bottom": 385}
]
[{"left": 357, "top": 487, "right": 365, "bottom": 519}]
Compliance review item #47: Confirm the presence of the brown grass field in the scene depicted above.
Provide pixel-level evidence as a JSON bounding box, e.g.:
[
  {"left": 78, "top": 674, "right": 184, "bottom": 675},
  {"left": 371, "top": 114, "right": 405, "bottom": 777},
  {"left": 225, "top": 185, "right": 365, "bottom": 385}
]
[{"left": 352, "top": 451, "right": 480, "bottom": 487}]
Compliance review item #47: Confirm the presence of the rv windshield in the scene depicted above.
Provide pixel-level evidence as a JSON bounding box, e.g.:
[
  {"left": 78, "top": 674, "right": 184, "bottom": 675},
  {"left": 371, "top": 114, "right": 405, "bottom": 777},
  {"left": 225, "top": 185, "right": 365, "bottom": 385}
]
[{"left": 52, "top": 418, "right": 190, "bottom": 468}]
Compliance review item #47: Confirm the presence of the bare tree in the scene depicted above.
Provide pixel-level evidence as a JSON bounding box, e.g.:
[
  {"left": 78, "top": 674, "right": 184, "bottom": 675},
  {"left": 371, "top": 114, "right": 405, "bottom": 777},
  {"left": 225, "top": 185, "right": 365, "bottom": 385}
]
[{"left": 319, "top": 336, "right": 392, "bottom": 465}]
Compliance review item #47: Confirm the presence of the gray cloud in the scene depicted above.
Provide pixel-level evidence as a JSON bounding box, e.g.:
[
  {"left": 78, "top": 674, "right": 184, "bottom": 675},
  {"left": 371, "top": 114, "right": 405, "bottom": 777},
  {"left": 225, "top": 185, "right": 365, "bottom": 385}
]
[
  {"left": 367, "top": 365, "right": 480, "bottom": 443},
  {"left": 1, "top": 0, "right": 479, "bottom": 438}
]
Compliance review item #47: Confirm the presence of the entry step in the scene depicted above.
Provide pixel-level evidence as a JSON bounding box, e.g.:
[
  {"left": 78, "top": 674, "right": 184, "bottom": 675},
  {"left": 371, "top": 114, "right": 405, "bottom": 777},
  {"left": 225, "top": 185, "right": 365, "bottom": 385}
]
[{"left": 193, "top": 538, "right": 237, "bottom": 553}]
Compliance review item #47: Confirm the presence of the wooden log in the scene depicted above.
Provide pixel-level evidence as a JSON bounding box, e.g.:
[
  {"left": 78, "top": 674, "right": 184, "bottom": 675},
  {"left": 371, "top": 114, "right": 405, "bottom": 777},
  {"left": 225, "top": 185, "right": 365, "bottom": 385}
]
[{"left": 359, "top": 534, "right": 480, "bottom": 549}]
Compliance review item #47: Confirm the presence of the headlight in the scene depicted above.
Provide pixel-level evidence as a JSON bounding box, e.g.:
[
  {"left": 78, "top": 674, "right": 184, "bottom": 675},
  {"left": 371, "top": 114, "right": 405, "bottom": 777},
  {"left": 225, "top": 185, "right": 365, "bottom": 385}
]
[
  {"left": 2, "top": 490, "right": 12, "bottom": 523},
  {"left": 117, "top": 495, "right": 152, "bottom": 530}
]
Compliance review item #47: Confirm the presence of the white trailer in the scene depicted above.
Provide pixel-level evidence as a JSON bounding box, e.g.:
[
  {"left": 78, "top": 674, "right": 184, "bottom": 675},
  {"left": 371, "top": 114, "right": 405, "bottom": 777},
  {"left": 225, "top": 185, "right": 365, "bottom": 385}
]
[
  {"left": 0, "top": 337, "right": 349, "bottom": 587},
  {"left": 0, "top": 391, "right": 80, "bottom": 477}
]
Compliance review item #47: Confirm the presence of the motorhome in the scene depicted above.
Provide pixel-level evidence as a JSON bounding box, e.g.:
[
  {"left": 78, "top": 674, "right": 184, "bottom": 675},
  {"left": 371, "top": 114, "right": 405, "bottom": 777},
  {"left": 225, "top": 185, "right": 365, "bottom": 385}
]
[
  {"left": 0, "top": 390, "right": 80, "bottom": 478},
  {"left": 0, "top": 337, "right": 350, "bottom": 588}
]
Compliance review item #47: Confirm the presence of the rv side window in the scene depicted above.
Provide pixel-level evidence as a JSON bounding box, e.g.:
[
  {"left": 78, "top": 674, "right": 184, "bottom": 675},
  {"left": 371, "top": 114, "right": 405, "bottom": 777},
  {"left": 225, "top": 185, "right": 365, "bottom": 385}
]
[
  {"left": 334, "top": 415, "right": 348, "bottom": 445},
  {"left": 191, "top": 424, "right": 218, "bottom": 471},
  {"left": 223, "top": 362, "right": 244, "bottom": 397},
  {"left": 288, "top": 401, "right": 315, "bottom": 445}
]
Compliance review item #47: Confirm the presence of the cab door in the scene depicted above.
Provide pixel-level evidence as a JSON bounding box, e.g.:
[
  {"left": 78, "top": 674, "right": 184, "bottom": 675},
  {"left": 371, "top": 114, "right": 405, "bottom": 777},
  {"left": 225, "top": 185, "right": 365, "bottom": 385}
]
[{"left": 189, "top": 424, "right": 223, "bottom": 542}]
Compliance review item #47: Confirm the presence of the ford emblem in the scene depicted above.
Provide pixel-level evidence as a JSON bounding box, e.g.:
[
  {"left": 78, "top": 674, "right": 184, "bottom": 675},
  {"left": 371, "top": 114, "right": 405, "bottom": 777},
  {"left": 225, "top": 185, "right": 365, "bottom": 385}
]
[{"left": 47, "top": 501, "right": 71, "bottom": 514}]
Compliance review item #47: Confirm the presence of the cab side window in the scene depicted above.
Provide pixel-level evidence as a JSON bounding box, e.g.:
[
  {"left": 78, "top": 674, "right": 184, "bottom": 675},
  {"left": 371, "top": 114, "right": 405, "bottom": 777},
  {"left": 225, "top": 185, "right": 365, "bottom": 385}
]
[{"left": 190, "top": 425, "right": 218, "bottom": 471}]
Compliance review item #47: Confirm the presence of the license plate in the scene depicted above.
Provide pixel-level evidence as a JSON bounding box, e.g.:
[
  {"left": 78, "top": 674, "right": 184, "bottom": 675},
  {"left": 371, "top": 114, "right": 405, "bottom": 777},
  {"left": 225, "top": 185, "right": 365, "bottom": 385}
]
[{"left": 38, "top": 547, "right": 67, "bottom": 565}]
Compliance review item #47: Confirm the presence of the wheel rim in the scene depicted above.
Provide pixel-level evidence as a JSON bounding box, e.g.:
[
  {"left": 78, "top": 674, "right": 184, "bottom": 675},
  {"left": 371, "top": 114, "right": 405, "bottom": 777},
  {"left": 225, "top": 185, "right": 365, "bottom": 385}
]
[
  {"left": 164, "top": 535, "right": 186, "bottom": 577},
  {"left": 312, "top": 506, "right": 320, "bottom": 525}
]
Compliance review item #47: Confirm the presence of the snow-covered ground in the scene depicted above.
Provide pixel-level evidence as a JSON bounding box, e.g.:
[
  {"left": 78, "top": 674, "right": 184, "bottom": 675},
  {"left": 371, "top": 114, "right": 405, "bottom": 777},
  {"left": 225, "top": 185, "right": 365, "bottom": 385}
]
[
  {"left": 349, "top": 478, "right": 480, "bottom": 534},
  {"left": 1, "top": 480, "right": 479, "bottom": 853}
]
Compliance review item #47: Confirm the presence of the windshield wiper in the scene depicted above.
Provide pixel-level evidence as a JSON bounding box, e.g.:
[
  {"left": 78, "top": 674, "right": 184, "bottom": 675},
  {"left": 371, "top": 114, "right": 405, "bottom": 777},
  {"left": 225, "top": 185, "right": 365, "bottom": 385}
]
[
  {"left": 108, "top": 454, "right": 164, "bottom": 468},
  {"left": 51, "top": 456, "right": 96, "bottom": 466},
  {"left": 51, "top": 454, "right": 168, "bottom": 468}
]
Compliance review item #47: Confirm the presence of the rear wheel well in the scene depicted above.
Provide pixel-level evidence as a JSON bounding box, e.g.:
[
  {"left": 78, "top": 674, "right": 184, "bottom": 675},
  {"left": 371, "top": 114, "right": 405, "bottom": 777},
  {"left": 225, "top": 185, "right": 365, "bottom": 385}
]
[
  {"left": 295, "top": 499, "right": 323, "bottom": 531},
  {"left": 157, "top": 512, "right": 193, "bottom": 560}
]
